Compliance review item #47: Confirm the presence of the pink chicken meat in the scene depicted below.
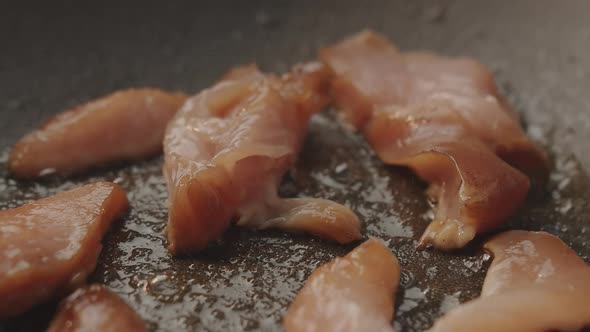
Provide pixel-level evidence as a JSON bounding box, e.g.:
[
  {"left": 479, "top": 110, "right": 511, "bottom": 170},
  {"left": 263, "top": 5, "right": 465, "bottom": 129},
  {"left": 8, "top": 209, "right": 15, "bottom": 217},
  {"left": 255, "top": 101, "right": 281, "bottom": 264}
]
[
  {"left": 284, "top": 238, "right": 400, "bottom": 332},
  {"left": 47, "top": 284, "right": 146, "bottom": 332},
  {"left": 429, "top": 230, "right": 590, "bottom": 332},
  {"left": 9, "top": 88, "right": 187, "bottom": 178},
  {"left": 163, "top": 63, "right": 361, "bottom": 255},
  {"left": 0, "top": 182, "right": 128, "bottom": 318},
  {"left": 320, "top": 31, "right": 548, "bottom": 250}
]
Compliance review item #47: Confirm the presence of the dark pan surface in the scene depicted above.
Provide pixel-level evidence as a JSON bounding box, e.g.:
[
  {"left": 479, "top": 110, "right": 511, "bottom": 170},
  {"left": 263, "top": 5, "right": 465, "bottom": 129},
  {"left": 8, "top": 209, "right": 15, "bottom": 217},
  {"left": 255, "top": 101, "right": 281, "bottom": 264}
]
[{"left": 1, "top": 1, "right": 590, "bottom": 331}]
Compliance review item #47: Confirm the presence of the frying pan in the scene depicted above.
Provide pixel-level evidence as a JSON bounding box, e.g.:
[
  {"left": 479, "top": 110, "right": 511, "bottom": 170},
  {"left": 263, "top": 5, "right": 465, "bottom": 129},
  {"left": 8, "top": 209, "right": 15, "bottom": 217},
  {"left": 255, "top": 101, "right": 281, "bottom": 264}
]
[{"left": 1, "top": 0, "right": 589, "bottom": 331}]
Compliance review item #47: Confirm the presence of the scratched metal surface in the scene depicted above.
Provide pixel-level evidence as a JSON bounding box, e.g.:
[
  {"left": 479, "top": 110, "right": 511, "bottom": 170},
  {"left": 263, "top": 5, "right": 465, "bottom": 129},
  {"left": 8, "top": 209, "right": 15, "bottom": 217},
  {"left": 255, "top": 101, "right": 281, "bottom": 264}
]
[{"left": 1, "top": 0, "right": 590, "bottom": 331}]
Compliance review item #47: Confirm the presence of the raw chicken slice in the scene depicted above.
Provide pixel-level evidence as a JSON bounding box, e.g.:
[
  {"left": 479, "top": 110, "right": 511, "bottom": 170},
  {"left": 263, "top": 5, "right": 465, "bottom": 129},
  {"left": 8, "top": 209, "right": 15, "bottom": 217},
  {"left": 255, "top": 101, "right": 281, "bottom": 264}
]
[
  {"left": 9, "top": 88, "right": 187, "bottom": 178},
  {"left": 0, "top": 182, "right": 128, "bottom": 318},
  {"left": 284, "top": 238, "right": 400, "bottom": 332},
  {"left": 481, "top": 230, "right": 590, "bottom": 296},
  {"left": 163, "top": 63, "right": 361, "bottom": 255},
  {"left": 320, "top": 30, "right": 548, "bottom": 250},
  {"left": 429, "top": 231, "right": 590, "bottom": 332},
  {"left": 47, "top": 284, "right": 146, "bottom": 332},
  {"left": 259, "top": 198, "right": 361, "bottom": 244}
]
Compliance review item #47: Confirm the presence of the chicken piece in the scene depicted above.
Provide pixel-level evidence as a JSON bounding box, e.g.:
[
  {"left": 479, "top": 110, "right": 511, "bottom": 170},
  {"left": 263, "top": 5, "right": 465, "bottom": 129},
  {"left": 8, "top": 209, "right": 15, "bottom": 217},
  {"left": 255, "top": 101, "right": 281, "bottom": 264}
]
[
  {"left": 47, "top": 284, "right": 146, "bottom": 332},
  {"left": 9, "top": 89, "right": 187, "bottom": 178},
  {"left": 481, "top": 230, "right": 590, "bottom": 296},
  {"left": 163, "top": 63, "right": 361, "bottom": 255},
  {"left": 429, "top": 231, "right": 590, "bottom": 332},
  {"left": 259, "top": 198, "right": 361, "bottom": 244},
  {"left": 320, "top": 30, "right": 548, "bottom": 250},
  {"left": 284, "top": 238, "right": 400, "bottom": 332},
  {"left": 0, "top": 182, "right": 128, "bottom": 318}
]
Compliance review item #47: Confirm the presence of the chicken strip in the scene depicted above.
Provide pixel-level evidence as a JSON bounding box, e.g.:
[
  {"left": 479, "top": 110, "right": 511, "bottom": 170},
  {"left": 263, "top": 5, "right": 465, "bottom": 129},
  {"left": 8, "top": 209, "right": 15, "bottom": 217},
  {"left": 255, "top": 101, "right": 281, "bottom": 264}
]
[
  {"left": 9, "top": 89, "right": 187, "bottom": 178},
  {"left": 47, "top": 284, "right": 146, "bottom": 332},
  {"left": 284, "top": 238, "right": 400, "bottom": 332},
  {"left": 320, "top": 30, "right": 548, "bottom": 250},
  {"left": 0, "top": 182, "right": 128, "bottom": 318},
  {"left": 163, "top": 63, "right": 361, "bottom": 255},
  {"left": 429, "top": 231, "right": 590, "bottom": 332}
]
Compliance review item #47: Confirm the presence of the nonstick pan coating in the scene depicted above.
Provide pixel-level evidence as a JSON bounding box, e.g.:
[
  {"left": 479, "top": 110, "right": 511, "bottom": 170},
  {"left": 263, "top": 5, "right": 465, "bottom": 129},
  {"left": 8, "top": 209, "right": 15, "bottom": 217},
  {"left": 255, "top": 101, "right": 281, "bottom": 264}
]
[{"left": 1, "top": 1, "right": 590, "bottom": 331}]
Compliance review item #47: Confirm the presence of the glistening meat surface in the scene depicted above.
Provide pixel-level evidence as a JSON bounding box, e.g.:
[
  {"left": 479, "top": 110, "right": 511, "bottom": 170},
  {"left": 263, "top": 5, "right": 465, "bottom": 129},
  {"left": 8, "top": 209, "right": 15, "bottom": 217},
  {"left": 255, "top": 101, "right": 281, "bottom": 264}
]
[
  {"left": 429, "top": 230, "right": 590, "bottom": 332},
  {"left": 0, "top": 182, "right": 128, "bottom": 318},
  {"left": 47, "top": 284, "right": 146, "bottom": 332},
  {"left": 320, "top": 30, "right": 548, "bottom": 250},
  {"left": 163, "top": 63, "right": 360, "bottom": 255},
  {"left": 9, "top": 89, "right": 187, "bottom": 178},
  {"left": 284, "top": 238, "right": 400, "bottom": 332}
]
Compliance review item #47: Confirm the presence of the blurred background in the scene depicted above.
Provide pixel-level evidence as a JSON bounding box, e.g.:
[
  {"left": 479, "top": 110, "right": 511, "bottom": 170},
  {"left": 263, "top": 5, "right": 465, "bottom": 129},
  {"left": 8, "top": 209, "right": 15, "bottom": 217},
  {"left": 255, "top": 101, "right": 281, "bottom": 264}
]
[{"left": 1, "top": 0, "right": 589, "bottom": 170}]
